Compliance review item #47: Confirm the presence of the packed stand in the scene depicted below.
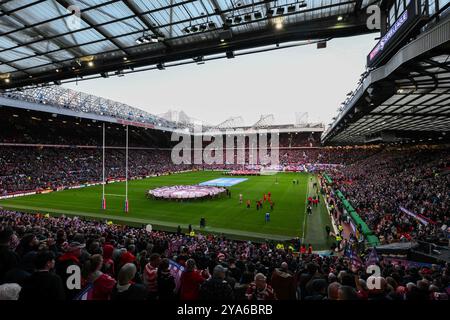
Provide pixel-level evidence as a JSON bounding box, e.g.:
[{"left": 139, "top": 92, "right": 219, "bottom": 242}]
[
  {"left": 0, "top": 210, "right": 448, "bottom": 301},
  {"left": 328, "top": 147, "right": 450, "bottom": 244},
  {"left": 0, "top": 148, "right": 190, "bottom": 196}
]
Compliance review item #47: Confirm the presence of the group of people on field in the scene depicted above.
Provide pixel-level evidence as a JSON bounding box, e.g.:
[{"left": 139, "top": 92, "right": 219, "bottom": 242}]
[{"left": 239, "top": 192, "right": 275, "bottom": 223}]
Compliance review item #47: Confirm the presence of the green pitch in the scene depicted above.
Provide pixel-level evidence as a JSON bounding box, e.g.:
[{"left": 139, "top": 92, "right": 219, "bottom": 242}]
[{"left": 0, "top": 171, "right": 332, "bottom": 249}]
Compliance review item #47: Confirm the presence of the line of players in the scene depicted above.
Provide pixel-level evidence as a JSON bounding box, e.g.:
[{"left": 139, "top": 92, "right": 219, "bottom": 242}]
[
  {"left": 306, "top": 195, "right": 320, "bottom": 215},
  {"left": 238, "top": 192, "right": 275, "bottom": 223},
  {"left": 238, "top": 192, "right": 275, "bottom": 211},
  {"left": 306, "top": 178, "right": 320, "bottom": 215}
]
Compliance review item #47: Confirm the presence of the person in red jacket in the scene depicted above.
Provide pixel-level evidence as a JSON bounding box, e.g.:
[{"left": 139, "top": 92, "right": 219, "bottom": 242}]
[
  {"left": 102, "top": 244, "right": 115, "bottom": 277},
  {"left": 179, "top": 259, "right": 209, "bottom": 300},
  {"left": 83, "top": 254, "right": 116, "bottom": 300},
  {"left": 300, "top": 244, "right": 307, "bottom": 254}
]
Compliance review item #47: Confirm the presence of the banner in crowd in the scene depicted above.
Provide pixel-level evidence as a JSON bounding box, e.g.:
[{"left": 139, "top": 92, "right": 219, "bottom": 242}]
[
  {"left": 399, "top": 206, "right": 437, "bottom": 226},
  {"left": 344, "top": 246, "right": 363, "bottom": 268},
  {"left": 74, "top": 284, "right": 94, "bottom": 300},
  {"left": 169, "top": 259, "right": 185, "bottom": 293},
  {"left": 366, "top": 248, "right": 380, "bottom": 267},
  {"left": 382, "top": 256, "right": 434, "bottom": 269}
]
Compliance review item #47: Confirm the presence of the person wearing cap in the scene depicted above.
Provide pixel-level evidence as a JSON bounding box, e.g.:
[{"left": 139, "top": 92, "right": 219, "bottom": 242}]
[
  {"left": 55, "top": 241, "right": 84, "bottom": 300},
  {"left": 246, "top": 273, "right": 276, "bottom": 301},
  {"left": 199, "top": 264, "right": 234, "bottom": 300},
  {"left": 217, "top": 253, "right": 226, "bottom": 263}
]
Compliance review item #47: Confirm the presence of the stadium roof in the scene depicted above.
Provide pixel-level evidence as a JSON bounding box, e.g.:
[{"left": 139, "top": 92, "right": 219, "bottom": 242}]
[
  {"left": 0, "top": 85, "right": 324, "bottom": 133},
  {"left": 0, "top": 0, "right": 379, "bottom": 89},
  {"left": 322, "top": 15, "right": 450, "bottom": 145}
]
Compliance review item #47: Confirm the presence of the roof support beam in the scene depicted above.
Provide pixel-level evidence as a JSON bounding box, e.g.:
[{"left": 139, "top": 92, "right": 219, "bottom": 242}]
[
  {"left": 208, "top": 0, "right": 227, "bottom": 25},
  {"left": 0, "top": 0, "right": 123, "bottom": 38},
  {"left": 3, "top": 13, "right": 371, "bottom": 87},
  {"left": 0, "top": 57, "right": 20, "bottom": 73},
  {"left": 371, "top": 111, "right": 450, "bottom": 117},
  {"left": 2, "top": 0, "right": 363, "bottom": 69},
  {"left": 54, "top": 0, "right": 129, "bottom": 56},
  {"left": 0, "top": 0, "right": 338, "bottom": 56},
  {"left": 0, "top": 0, "right": 46, "bottom": 18},
  {"left": 423, "top": 58, "right": 450, "bottom": 72},
  {"left": 1, "top": 13, "right": 86, "bottom": 59}
]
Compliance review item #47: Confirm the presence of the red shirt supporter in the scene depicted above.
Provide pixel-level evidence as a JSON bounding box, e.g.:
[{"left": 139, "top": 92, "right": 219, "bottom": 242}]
[
  {"left": 143, "top": 253, "right": 161, "bottom": 297},
  {"left": 82, "top": 254, "right": 116, "bottom": 300},
  {"left": 300, "top": 245, "right": 306, "bottom": 254},
  {"left": 102, "top": 244, "right": 115, "bottom": 277},
  {"left": 120, "top": 251, "right": 136, "bottom": 267},
  {"left": 179, "top": 271, "right": 206, "bottom": 300},
  {"left": 88, "top": 273, "right": 116, "bottom": 300},
  {"left": 179, "top": 259, "right": 208, "bottom": 300}
]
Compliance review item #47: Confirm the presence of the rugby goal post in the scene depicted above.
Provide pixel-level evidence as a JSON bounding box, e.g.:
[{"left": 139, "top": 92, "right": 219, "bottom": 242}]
[{"left": 101, "top": 123, "right": 129, "bottom": 213}]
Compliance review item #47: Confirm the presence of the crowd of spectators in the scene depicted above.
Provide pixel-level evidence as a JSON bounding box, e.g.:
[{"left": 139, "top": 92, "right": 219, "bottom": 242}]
[
  {"left": 0, "top": 210, "right": 448, "bottom": 300},
  {"left": 328, "top": 147, "right": 450, "bottom": 244},
  {"left": 0, "top": 109, "right": 173, "bottom": 147},
  {"left": 0, "top": 148, "right": 191, "bottom": 196},
  {"left": 0, "top": 145, "right": 378, "bottom": 196},
  {"left": 279, "top": 148, "right": 379, "bottom": 166}
]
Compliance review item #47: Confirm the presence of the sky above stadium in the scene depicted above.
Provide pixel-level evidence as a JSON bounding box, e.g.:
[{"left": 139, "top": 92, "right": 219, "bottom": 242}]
[{"left": 64, "top": 33, "right": 377, "bottom": 126}]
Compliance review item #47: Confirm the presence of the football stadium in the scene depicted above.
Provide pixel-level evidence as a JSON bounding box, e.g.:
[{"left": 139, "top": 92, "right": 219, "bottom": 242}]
[{"left": 0, "top": 0, "right": 449, "bottom": 307}]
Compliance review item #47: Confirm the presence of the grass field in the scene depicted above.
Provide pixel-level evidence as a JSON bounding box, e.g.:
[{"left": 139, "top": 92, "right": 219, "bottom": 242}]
[{"left": 0, "top": 171, "right": 333, "bottom": 249}]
